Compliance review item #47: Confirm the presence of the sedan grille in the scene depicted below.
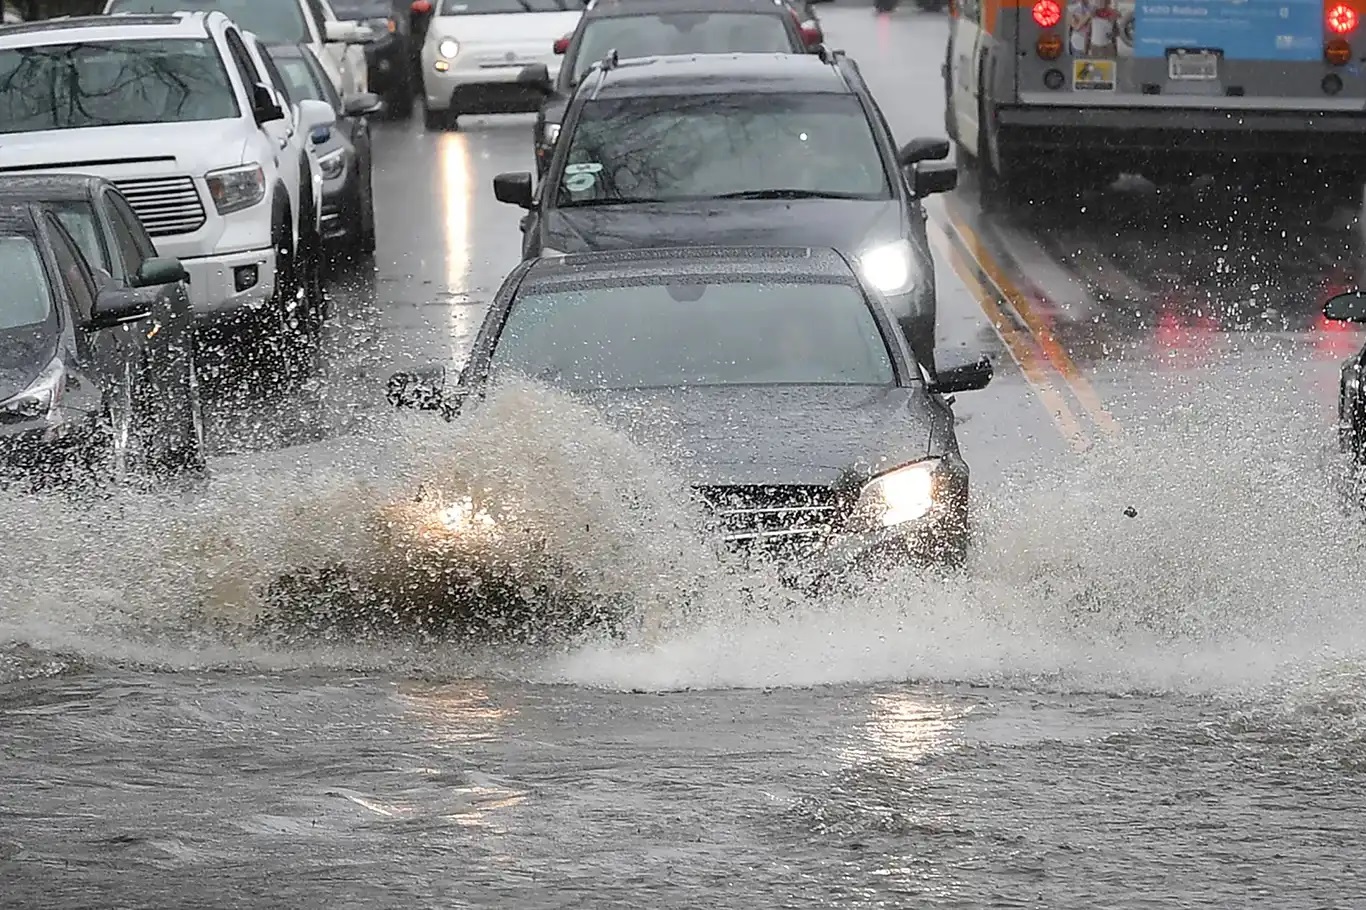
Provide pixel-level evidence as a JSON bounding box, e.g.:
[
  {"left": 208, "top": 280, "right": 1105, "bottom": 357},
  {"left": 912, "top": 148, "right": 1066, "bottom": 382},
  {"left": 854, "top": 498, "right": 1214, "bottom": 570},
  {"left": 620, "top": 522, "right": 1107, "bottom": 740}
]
[
  {"left": 113, "top": 175, "right": 207, "bottom": 237},
  {"left": 695, "top": 484, "right": 849, "bottom": 556}
]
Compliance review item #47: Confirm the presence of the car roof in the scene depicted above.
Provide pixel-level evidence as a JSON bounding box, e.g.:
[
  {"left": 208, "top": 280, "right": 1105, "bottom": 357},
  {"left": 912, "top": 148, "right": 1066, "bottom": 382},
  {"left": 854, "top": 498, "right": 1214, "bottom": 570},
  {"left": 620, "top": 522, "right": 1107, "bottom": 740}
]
[
  {"left": 585, "top": 0, "right": 793, "bottom": 18},
  {"left": 0, "top": 174, "right": 105, "bottom": 203},
  {"left": 0, "top": 11, "right": 216, "bottom": 48},
  {"left": 519, "top": 246, "right": 858, "bottom": 288},
  {"left": 584, "top": 52, "right": 850, "bottom": 98}
]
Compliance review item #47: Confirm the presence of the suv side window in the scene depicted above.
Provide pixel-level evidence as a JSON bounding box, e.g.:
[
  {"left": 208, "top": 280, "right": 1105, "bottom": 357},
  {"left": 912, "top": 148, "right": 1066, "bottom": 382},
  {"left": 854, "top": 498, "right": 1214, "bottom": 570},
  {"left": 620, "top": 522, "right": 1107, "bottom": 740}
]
[
  {"left": 104, "top": 191, "right": 152, "bottom": 279},
  {"left": 252, "top": 39, "right": 295, "bottom": 106},
  {"left": 224, "top": 27, "right": 265, "bottom": 93},
  {"left": 303, "top": 0, "right": 329, "bottom": 36},
  {"left": 46, "top": 213, "right": 98, "bottom": 324}
]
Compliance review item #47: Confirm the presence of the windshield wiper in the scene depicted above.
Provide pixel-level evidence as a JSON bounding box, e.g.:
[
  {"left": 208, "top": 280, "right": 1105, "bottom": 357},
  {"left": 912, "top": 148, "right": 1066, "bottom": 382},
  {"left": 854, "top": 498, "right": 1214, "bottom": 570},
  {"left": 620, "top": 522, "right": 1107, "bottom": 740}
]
[
  {"left": 712, "top": 189, "right": 868, "bottom": 200},
  {"left": 558, "top": 197, "right": 669, "bottom": 207}
]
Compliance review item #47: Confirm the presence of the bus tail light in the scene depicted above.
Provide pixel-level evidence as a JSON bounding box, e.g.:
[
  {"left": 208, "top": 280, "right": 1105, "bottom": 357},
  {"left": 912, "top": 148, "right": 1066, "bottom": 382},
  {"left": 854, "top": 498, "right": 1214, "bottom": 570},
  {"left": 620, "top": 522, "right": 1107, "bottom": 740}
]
[
  {"left": 1036, "top": 33, "right": 1063, "bottom": 58},
  {"left": 1032, "top": 0, "right": 1062, "bottom": 28},
  {"left": 1327, "top": 2, "right": 1358, "bottom": 34},
  {"left": 1326, "top": 37, "right": 1353, "bottom": 63}
]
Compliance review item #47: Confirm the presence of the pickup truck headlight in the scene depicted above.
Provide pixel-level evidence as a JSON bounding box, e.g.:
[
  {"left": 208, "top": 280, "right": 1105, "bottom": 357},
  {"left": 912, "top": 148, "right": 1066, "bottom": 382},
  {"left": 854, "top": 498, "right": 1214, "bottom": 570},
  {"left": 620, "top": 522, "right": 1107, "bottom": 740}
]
[
  {"left": 316, "top": 147, "right": 347, "bottom": 181},
  {"left": 438, "top": 38, "right": 460, "bottom": 58},
  {"left": 205, "top": 164, "right": 266, "bottom": 215},
  {"left": 0, "top": 355, "right": 64, "bottom": 422},
  {"left": 853, "top": 459, "right": 941, "bottom": 528},
  {"left": 858, "top": 239, "right": 920, "bottom": 297}
]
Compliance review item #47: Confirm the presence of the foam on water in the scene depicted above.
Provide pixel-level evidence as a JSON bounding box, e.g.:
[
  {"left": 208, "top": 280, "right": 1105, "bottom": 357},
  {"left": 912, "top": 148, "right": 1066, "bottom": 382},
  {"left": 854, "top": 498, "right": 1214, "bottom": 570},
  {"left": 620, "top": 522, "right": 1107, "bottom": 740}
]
[{"left": 1, "top": 378, "right": 1365, "bottom": 712}]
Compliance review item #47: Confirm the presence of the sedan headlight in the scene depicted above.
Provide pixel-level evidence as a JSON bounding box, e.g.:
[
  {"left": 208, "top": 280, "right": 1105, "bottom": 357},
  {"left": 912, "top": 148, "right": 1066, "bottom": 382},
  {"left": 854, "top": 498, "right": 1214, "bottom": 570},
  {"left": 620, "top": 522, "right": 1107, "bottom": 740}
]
[
  {"left": 0, "top": 355, "right": 64, "bottom": 422},
  {"left": 853, "top": 459, "right": 941, "bottom": 529},
  {"left": 437, "top": 38, "right": 460, "bottom": 58},
  {"left": 205, "top": 163, "right": 266, "bottom": 215},
  {"left": 316, "top": 147, "right": 347, "bottom": 181},
  {"left": 858, "top": 239, "right": 919, "bottom": 296}
]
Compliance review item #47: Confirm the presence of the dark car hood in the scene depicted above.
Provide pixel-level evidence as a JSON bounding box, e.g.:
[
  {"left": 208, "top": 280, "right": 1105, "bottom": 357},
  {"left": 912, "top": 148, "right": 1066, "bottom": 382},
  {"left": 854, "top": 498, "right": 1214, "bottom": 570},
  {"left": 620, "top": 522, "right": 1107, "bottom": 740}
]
[
  {"left": 544, "top": 198, "right": 901, "bottom": 254},
  {"left": 0, "top": 326, "right": 57, "bottom": 404},
  {"left": 569, "top": 384, "right": 944, "bottom": 487}
]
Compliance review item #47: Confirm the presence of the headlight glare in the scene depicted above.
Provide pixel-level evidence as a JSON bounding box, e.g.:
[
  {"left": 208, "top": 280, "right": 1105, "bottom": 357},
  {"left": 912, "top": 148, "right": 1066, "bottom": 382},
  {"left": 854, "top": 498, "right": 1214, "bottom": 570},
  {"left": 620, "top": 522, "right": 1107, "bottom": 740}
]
[
  {"left": 317, "top": 147, "right": 346, "bottom": 180},
  {"left": 205, "top": 163, "right": 266, "bottom": 215},
  {"left": 855, "top": 459, "right": 940, "bottom": 528},
  {"left": 438, "top": 38, "right": 460, "bottom": 58},
  {"left": 542, "top": 122, "right": 561, "bottom": 145},
  {"left": 859, "top": 240, "right": 918, "bottom": 296}
]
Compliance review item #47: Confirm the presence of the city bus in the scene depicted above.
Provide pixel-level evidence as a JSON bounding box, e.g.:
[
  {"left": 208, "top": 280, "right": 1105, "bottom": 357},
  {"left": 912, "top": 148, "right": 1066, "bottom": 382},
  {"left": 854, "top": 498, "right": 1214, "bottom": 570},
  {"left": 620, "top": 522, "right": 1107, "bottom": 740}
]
[{"left": 944, "top": 0, "right": 1366, "bottom": 201}]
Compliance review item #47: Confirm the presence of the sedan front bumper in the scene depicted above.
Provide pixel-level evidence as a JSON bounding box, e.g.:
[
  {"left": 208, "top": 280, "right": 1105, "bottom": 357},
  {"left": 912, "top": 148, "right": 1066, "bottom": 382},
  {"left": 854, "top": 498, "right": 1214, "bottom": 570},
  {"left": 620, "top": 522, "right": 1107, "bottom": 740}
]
[{"left": 423, "top": 58, "right": 560, "bottom": 114}]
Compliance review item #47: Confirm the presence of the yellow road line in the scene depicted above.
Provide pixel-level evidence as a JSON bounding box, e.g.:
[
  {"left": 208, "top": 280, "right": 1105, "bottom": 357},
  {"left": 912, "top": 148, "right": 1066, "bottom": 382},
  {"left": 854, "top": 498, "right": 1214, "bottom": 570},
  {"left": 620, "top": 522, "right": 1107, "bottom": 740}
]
[
  {"left": 939, "top": 198, "right": 1123, "bottom": 438},
  {"left": 929, "top": 224, "right": 1090, "bottom": 452}
]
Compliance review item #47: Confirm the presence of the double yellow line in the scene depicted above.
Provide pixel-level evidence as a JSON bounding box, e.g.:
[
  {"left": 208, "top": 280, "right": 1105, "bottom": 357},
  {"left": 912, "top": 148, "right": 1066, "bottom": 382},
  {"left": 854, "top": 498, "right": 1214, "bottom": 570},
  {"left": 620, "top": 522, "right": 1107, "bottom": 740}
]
[{"left": 929, "top": 201, "right": 1121, "bottom": 451}]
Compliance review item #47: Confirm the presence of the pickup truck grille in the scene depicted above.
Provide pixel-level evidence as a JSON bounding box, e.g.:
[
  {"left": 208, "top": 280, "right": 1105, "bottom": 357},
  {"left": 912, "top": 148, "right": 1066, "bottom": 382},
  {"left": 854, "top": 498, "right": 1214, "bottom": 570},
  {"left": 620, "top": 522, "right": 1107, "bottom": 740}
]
[
  {"left": 696, "top": 484, "right": 848, "bottom": 556},
  {"left": 113, "top": 175, "right": 207, "bottom": 237}
]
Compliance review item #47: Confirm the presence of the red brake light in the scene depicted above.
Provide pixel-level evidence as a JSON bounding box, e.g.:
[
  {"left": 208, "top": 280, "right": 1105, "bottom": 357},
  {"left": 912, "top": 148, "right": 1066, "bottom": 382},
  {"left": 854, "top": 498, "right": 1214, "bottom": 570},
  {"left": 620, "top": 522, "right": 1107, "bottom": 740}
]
[
  {"left": 410, "top": 0, "right": 431, "bottom": 13},
  {"left": 552, "top": 35, "right": 570, "bottom": 54},
  {"left": 800, "top": 22, "right": 822, "bottom": 46},
  {"left": 1328, "top": 2, "right": 1358, "bottom": 33},
  {"left": 1032, "top": 0, "right": 1062, "bottom": 28}
]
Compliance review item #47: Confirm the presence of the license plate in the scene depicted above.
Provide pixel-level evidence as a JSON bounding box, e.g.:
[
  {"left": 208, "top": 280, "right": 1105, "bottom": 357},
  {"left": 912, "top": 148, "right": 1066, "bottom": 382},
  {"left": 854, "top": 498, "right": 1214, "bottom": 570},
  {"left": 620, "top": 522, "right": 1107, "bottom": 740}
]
[{"left": 1168, "top": 50, "right": 1219, "bottom": 81}]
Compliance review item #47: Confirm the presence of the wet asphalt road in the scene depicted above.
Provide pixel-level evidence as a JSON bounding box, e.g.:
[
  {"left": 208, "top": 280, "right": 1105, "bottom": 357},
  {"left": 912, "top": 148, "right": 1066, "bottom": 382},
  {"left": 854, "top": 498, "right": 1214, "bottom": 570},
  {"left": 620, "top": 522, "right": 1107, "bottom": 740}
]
[{"left": 6, "top": 6, "right": 1366, "bottom": 908}]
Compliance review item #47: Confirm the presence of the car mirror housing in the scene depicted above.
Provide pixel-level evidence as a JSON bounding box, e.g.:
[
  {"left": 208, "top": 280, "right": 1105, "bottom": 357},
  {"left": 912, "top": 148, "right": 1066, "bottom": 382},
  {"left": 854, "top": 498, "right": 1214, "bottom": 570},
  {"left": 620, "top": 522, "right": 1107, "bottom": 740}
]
[
  {"left": 130, "top": 256, "right": 188, "bottom": 288},
  {"left": 896, "top": 137, "right": 951, "bottom": 168},
  {"left": 89, "top": 287, "right": 154, "bottom": 330},
  {"left": 493, "top": 171, "right": 535, "bottom": 209},
  {"left": 927, "top": 355, "right": 993, "bottom": 394},
  {"left": 912, "top": 161, "right": 958, "bottom": 197},
  {"left": 343, "top": 92, "right": 385, "bottom": 117},
  {"left": 1324, "top": 290, "right": 1366, "bottom": 323},
  {"left": 298, "top": 98, "right": 337, "bottom": 134},
  {"left": 518, "top": 62, "right": 554, "bottom": 93}
]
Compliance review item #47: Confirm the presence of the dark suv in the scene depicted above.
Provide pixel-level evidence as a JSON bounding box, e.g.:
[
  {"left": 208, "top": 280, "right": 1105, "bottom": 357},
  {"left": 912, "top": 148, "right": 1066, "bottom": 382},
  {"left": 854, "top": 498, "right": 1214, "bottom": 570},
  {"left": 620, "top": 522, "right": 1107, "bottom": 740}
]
[
  {"left": 522, "top": 0, "right": 819, "bottom": 176},
  {"left": 493, "top": 49, "right": 957, "bottom": 373}
]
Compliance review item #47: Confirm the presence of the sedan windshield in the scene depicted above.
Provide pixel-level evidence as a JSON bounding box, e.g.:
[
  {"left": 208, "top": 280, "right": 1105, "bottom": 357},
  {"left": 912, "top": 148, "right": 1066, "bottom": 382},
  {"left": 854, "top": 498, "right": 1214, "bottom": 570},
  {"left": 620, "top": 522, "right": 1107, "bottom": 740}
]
[
  {"left": 556, "top": 93, "right": 890, "bottom": 206},
  {"left": 0, "top": 236, "right": 53, "bottom": 330},
  {"left": 489, "top": 280, "right": 896, "bottom": 390},
  {"left": 441, "top": 0, "right": 576, "bottom": 12},
  {"left": 0, "top": 39, "right": 239, "bottom": 133},
  {"left": 571, "top": 13, "right": 797, "bottom": 82},
  {"left": 106, "top": 0, "right": 312, "bottom": 44}
]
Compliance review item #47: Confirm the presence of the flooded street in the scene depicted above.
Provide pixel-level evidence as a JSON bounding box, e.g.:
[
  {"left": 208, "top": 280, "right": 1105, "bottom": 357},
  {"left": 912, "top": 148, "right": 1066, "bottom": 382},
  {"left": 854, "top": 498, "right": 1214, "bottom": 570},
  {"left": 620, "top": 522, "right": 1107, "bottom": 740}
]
[{"left": 5, "top": 5, "right": 1366, "bottom": 907}]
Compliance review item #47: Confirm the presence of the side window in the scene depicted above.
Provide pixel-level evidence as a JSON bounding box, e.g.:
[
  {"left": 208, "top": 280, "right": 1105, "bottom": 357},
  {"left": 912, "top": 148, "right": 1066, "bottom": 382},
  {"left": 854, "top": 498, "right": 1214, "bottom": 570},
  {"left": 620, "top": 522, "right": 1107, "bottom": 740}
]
[
  {"left": 956, "top": 0, "right": 981, "bottom": 23},
  {"left": 107, "top": 193, "right": 158, "bottom": 261},
  {"left": 223, "top": 27, "right": 264, "bottom": 93},
  {"left": 303, "top": 0, "right": 329, "bottom": 37},
  {"left": 253, "top": 40, "right": 295, "bottom": 106},
  {"left": 51, "top": 202, "right": 112, "bottom": 277},
  {"left": 46, "top": 214, "right": 98, "bottom": 324},
  {"left": 104, "top": 192, "right": 150, "bottom": 278}
]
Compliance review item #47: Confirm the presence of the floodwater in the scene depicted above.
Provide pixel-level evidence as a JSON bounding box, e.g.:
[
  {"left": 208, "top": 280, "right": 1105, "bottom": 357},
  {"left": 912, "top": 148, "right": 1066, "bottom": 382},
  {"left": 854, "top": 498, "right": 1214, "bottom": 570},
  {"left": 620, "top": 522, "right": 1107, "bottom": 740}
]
[{"left": 4, "top": 5, "right": 1366, "bottom": 908}]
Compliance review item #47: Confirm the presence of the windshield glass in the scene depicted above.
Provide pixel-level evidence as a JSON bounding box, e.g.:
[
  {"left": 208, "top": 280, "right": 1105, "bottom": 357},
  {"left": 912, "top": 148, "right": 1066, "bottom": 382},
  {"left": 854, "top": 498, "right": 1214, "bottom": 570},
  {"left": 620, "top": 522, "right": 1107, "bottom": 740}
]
[
  {"left": 51, "top": 204, "right": 110, "bottom": 274},
  {"left": 556, "top": 93, "right": 890, "bottom": 206},
  {"left": 329, "top": 0, "right": 392, "bottom": 17},
  {"left": 275, "top": 56, "right": 326, "bottom": 103},
  {"left": 440, "top": 0, "right": 576, "bottom": 14},
  {"left": 572, "top": 13, "right": 796, "bottom": 81},
  {"left": 489, "top": 280, "right": 895, "bottom": 390},
  {"left": 106, "top": 0, "right": 312, "bottom": 43},
  {"left": 0, "top": 236, "right": 53, "bottom": 330},
  {"left": 0, "top": 39, "right": 239, "bottom": 133}
]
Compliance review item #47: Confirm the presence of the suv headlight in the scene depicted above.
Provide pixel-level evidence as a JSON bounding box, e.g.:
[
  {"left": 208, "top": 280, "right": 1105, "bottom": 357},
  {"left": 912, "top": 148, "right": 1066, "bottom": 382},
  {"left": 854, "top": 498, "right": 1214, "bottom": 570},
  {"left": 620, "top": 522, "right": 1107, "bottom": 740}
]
[
  {"left": 852, "top": 459, "right": 941, "bottom": 529},
  {"left": 316, "top": 147, "right": 347, "bottom": 181},
  {"left": 438, "top": 38, "right": 460, "bottom": 58},
  {"left": 858, "top": 239, "right": 920, "bottom": 296},
  {"left": 0, "top": 355, "right": 64, "bottom": 422},
  {"left": 205, "top": 164, "right": 266, "bottom": 215}
]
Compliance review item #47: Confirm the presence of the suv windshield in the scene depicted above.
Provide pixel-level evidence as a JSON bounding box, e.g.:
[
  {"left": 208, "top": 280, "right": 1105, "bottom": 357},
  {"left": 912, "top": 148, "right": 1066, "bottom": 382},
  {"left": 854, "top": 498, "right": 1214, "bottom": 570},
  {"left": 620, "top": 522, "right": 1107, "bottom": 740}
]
[
  {"left": 571, "top": 13, "right": 796, "bottom": 81},
  {"left": 489, "top": 280, "right": 895, "bottom": 390},
  {"left": 106, "top": 0, "right": 312, "bottom": 44},
  {"left": 0, "top": 39, "right": 240, "bottom": 134},
  {"left": 556, "top": 93, "right": 891, "bottom": 206},
  {"left": 441, "top": 0, "right": 575, "bottom": 13},
  {"left": 0, "top": 236, "right": 53, "bottom": 331}
]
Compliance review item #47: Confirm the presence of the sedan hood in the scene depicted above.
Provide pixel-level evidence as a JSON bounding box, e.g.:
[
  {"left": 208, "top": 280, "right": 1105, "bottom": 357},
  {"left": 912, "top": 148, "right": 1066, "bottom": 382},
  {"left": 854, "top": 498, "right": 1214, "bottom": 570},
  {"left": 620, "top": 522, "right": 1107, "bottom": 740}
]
[
  {"left": 0, "top": 120, "right": 250, "bottom": 177},
  {"left": 545, "top": 198, "right": 902, "bottom": 255},
  {"left": 571, "top": 384, "right": 942, "bottom": 487},
  {"left": 0, "top": 326, "right": 57, "bottom": 404}
]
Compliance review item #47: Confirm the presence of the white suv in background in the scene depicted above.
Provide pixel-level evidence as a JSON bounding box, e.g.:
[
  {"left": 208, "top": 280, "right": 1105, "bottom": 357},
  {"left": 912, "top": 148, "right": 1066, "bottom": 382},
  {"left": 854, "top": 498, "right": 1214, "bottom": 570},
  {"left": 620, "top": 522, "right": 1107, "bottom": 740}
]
[
  {"left": 103, "top": 0, "right": 377, "bottom": 97},
  {"left": 0, "top": 12, "right": 335, "bottom": 349}
]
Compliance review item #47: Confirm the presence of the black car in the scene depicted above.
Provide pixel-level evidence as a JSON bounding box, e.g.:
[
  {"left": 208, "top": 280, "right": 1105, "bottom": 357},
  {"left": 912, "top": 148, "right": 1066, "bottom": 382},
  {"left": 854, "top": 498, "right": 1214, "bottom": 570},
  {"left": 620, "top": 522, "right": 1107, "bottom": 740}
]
[
  {"left": 387, "top": 246, "right": 993, "bottom": 588},
  {"left": 328, "top": 0, "right": 417, "bottom": 116},
  {"left": 0, "top": 199, "right": 204, "bottom": 490},
  {"left": 266, "top": 42, "right": 382, "bottom": 258},
  {"left": 528, "top": 0, "right": 819, "bottom": 177},
  {"left": 1323, "top": 290, "right": 1366, "bottom": 465},
  {"left": 496, "top": 50, "right": 957, "bottom": 374}
]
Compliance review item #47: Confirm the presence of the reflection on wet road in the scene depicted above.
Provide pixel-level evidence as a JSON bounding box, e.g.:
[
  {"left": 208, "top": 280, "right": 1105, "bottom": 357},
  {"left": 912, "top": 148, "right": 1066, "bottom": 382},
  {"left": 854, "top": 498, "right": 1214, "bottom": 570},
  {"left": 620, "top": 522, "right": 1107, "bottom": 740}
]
[{"left": 5, "top": 4, "right": 1366, "bottom": 908}]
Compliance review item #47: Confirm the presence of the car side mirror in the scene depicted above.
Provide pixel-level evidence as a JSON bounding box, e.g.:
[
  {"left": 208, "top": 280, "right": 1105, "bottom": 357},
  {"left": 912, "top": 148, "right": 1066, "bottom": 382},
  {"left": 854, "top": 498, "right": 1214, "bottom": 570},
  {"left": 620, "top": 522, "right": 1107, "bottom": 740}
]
[
  {"left": 387, "top": 365, "right": 461, "bottom": 417},
  {"left": 1324, "top": 290, "right": 1366, "bottom": 323},
  {"left": 799, "top": 22, "right": 823, "bottom": 48},
  {"left": 493, "top": 171, "right": 535, "bottom": 209},
  {"left": 298, "top": 98, "right": 337, "bottom": 134},
  {"left": 896, "top": 137, "right": 951, "bottom": 167},
  {"left": 912, "top": 161, "right": 957, "bottom": 197},
  {"left": 130, "top": 256, "right": 188, "bottom": 288},
  {"left": 325, "top": 20, "right": 376, "bottom": 43},
  {"left": 927, "top": 355, "right": 993, "bottom": 394},
  {"left": 518, "top": 62, "right": 554, "bottom": 94},
  {"left": 552, "top": 35, "right": 570, "bottom": 55},
  {"left": 88, "top": 286, "right": 154, "bottom": 330},
  {"left": 343, "top": 92, "right": 385, "bottom": 117},
  {"left": 252, "top": 83, "right": 285, "bottom": 125}
]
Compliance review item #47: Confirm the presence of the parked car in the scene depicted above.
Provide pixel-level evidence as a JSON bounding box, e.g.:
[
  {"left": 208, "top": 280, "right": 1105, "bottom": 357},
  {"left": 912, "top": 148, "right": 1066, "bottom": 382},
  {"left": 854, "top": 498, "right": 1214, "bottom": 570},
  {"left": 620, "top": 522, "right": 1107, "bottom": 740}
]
[
  {"left": 0, "top": 201, "right": 205, "bottom": 491},
  {"left": 268, "top": 42, "right": 383, "bottom": 258},
  {"left": 0, "top": 12, "right": 336, "bottom": 375},
  {"left": 103, "top": 0, "right": 377, "bottom": 98},
  {"left": 328, "top": 0, "right": 416, "bottom": 116}
]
